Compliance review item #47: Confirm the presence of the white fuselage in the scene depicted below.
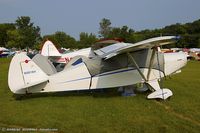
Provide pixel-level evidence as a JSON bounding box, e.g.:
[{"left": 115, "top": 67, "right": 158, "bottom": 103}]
[{"left": 13, "top": 52, "right": 187, "bottom": 94}]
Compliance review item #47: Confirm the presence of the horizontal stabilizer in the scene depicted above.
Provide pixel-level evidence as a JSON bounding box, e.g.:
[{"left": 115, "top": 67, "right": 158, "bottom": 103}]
[
  {"left": 14, "top": 79, "right": 48, "bottom": 94},
  {"left": 20, "top": 79, "right": 48, "bottom": 89}
]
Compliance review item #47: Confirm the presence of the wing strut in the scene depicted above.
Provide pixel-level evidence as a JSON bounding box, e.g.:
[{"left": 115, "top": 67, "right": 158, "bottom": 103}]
[
  {"left": 127, "top": 52, "right": 147, "bottom": 82},
  {"left": 127, "top": 52, "right": 153, "bottom": 91},
  {"left": 147, "top": 48, "right": 156, "bottom": 81},
  {"left": 127, "top": 51, "right": 173, "bottom": 99}
]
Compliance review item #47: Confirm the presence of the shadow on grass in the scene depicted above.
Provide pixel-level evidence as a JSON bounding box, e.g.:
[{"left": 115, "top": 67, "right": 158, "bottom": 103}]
[{"left": 13, "top": 88, "right": 125, "bottom": 100}]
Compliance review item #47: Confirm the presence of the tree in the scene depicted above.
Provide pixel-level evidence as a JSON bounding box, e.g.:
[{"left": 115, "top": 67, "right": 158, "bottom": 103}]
[
  {"left": 161, "top": 23, "right": 187, "bottom": 36},
  {"left": 198, "top": 38, "right": 200, "bottom": 48},
  {"left": 98, "top": 18, "right": 112, "bottom": 38},
  {"left": 0, "top": 23, "right": 15, "bottom": 47},
  {"left": 7, "top": 30, "right": 22, "bottom": 48},
  {"left": 43, "top": 31, "right": 77, "bottom": 49},
  {"left": 54, "top": 31, "right": 77, "bottom": 49},
  {"left": 78, "top": 32, "right": 97, "bottom": 48},
  {"left": 108, "top": 26, "right": 135, "bottom": 43},
  {"left": 186, "top": 19, "right": 200, "bottom": 34},
  {"left": 15, "top": 16, "right": 41, "bottom": 49},
  {"left": 54, "top": 31, "right": 68, "bottom": 48}
]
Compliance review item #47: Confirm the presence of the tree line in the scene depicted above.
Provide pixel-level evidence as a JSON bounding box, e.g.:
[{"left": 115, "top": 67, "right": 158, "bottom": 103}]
[{"left": 0, "top": 16, "right": 200, "bottom": 50}]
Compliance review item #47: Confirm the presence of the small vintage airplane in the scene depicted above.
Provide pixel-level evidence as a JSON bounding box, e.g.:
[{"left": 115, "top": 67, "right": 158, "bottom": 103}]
[{"left": 8, "top": 36, "right": 187, "bottom": 99}]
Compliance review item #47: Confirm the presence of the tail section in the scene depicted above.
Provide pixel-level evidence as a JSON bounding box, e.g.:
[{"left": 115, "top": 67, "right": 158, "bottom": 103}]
[
  {"left": 41, "top": 40, "right": 61, "bottom": 57},
  {"left": 8, "top": 53, "right": 48, "bottom": 94}
]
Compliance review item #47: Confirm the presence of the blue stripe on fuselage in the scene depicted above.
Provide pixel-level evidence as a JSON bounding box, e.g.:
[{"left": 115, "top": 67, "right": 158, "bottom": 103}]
[
  {"left": 94, "top": 68, "right": 134, "bottom": 77},
  {"left": 59, "top": 68, "right": 135, "bottom": 84}
]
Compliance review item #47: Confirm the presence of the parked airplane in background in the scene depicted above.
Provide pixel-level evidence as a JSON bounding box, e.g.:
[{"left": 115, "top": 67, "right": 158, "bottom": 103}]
[
  {"left": 188, "top": 48, "right": 200, "bottom": 61},
  {"left": 41, "top": 40, "right": 93, "bottom": 64},
  {"left": 41, "top": 39, "right": 124, "bottom": 64},
  {"left": 8, "top": 36, "right": 187, "bottom": 100},
  {"left": 0, "top": 47, "right": 15, "bottom": 57}
]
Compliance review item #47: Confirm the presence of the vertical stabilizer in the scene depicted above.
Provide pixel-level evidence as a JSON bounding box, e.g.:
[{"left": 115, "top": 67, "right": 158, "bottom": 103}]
[
  {"left": 8, "top": 53, "right": 48, "bottom": 94},
  {"left": 41, "top": 40, "right": 61, "bottom": 57}
]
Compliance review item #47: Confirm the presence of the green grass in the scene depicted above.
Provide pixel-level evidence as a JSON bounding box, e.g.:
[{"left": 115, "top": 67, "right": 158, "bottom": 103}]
[{"left": 0, "top": 58, "right": 200, "bottom": 133}]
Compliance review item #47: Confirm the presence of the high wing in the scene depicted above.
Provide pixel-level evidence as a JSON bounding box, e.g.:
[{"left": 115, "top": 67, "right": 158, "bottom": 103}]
[
  {"left": 94, "top": 36, "right": 178, "bottom": 59},
  {"left": 93, "top": 36, "right": 179, "bottom": 99}
]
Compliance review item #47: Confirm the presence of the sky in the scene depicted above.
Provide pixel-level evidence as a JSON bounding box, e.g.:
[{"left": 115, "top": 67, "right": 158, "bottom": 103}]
[{"left": 0, "top": 0, "right": 200, "bottom": 39}]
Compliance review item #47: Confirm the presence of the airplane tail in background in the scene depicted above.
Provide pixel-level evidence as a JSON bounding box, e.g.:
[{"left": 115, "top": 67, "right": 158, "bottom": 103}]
[
  {"left": 41, "top": 40, "right": 61, "bottom": 57},
  {"left": 8, "top": 53, "right": 48, "bottom": 94}
]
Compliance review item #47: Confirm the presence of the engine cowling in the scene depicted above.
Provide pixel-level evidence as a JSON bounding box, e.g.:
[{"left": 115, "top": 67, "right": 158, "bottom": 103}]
[{"left": 164, "top": 52, "right": 187, "bottom": 76}]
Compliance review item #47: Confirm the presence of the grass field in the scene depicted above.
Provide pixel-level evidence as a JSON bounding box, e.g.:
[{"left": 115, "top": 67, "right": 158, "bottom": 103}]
[{"left": 0, "top": 58, "right": 200, "bottom": 133}]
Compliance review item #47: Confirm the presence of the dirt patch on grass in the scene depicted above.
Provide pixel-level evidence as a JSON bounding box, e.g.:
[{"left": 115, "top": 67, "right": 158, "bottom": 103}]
[{"left": 155, "top": 101, "right": 200, "bottom": 127}]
